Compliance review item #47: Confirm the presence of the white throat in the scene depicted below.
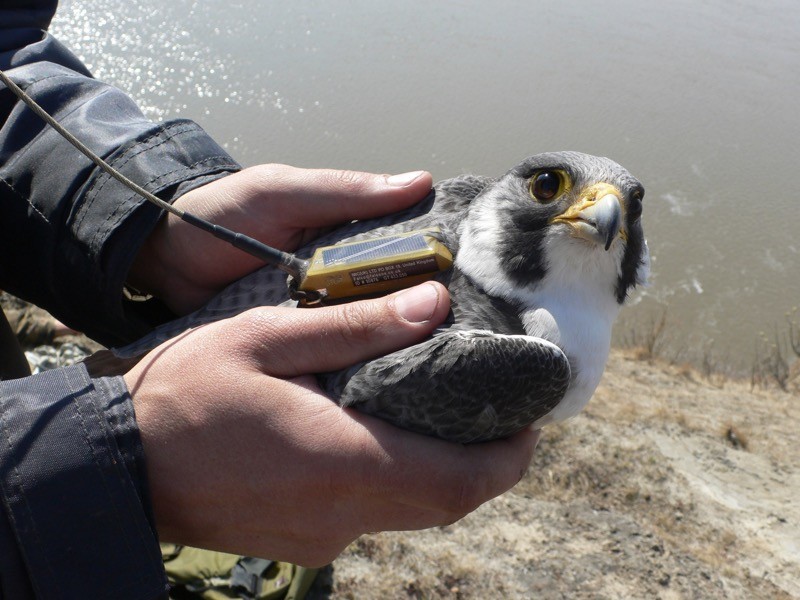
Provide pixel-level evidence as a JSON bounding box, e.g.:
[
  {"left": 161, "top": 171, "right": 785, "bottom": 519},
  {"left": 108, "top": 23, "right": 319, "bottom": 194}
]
[{"left": 456, "top": 211, "right": 622, "bottom": 426}]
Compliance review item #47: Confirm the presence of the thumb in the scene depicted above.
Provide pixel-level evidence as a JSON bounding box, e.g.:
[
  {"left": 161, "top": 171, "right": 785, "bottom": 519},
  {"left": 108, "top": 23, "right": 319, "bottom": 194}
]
[{"left": 236, "top": 282, "right": 450, "bottom": 377}]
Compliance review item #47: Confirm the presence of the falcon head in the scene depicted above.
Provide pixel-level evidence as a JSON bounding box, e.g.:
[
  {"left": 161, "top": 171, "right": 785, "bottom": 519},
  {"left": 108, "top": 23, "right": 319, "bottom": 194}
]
[
  {"left": 454, "top": 151, "right": 649, "bottom": 424},
  {"left": 455, "top": 151, "right": 649, "bottom": 307}
]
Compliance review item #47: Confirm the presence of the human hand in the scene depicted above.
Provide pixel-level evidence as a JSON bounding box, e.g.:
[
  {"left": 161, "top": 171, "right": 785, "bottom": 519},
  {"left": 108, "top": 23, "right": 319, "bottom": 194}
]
[
  {"left": 124, "top": 282, "right": 540, "bottom": 566},
  {"left": 127, "top": 165, "right": 433, "bottom": 315}
]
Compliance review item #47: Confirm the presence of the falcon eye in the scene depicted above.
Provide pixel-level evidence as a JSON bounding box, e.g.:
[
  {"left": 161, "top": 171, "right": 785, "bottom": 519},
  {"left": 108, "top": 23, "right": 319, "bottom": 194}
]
[{"left": 529, "top": 170, "right": 564, "bottom": 202}]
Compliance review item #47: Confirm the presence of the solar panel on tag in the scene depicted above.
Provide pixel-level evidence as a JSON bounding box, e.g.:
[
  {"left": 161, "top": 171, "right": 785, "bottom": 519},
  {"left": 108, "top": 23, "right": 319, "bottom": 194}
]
[{"left": 322, "top": 234, "right": 428, "bottom": 266}]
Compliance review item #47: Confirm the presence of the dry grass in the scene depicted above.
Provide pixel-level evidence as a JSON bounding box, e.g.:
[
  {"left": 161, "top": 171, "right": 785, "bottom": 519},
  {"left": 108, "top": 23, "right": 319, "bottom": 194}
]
[{"left": 618, "top": 305, "right": 800, "bottom": 393}]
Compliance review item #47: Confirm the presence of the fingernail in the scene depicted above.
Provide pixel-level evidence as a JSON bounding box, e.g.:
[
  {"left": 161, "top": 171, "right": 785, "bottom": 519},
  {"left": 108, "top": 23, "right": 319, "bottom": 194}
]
[
  {"left": 392, "top": 283, "right": 440, "bottom": 323},
  {"left": 386, "top": 171, "right": 426, "bottom": 187}
]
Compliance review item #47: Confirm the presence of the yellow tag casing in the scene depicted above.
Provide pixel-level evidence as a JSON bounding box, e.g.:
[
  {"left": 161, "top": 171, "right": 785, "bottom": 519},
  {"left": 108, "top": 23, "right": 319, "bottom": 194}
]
[{"left": 297, "top": 227, "right": 453, "bottom": 303}]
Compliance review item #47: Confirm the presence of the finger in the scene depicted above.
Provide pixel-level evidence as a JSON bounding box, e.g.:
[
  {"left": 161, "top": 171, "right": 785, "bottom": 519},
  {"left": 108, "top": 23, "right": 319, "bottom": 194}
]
[
  {"left": 261, "top": 379, "right": 540, "bottom": 536},
  {"left": 233, "top": 281, "right": 450, "bottom": 377},
  {"left": 243, "top": 164, "right": 434, "bottom": 228},
  {"left": 347, "top": 415, "right": 541, "bottom": 521}
]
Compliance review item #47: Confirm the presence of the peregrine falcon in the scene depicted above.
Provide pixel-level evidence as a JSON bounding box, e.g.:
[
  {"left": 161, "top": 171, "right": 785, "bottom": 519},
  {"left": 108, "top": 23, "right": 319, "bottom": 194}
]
[{"left": 115, "top": 151, "right": 649, "bottom": 443}]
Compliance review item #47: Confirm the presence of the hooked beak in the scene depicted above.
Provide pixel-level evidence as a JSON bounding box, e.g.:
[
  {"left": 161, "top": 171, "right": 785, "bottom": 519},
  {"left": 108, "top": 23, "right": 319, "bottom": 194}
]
[{"left": 551, "top": 185, "right": 624, "bottom": 251}]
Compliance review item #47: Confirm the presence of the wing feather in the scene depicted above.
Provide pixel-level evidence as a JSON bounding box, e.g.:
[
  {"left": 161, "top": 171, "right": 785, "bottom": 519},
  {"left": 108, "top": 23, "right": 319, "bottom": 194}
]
[{"left": 322, "top": 329, "right": 570, "bottom": 443}]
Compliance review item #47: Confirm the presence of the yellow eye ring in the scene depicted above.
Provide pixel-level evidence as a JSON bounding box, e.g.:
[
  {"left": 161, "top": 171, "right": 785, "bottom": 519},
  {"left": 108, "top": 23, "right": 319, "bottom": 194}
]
[{"left": 529, "top": 169, "right": 570, "bottom": 202}]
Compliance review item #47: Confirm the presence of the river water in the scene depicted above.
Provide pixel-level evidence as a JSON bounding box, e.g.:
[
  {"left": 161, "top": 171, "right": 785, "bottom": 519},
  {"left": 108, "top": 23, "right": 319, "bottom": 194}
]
[{"left": 51, "top": 0, "right": 800, "bottom": 371}]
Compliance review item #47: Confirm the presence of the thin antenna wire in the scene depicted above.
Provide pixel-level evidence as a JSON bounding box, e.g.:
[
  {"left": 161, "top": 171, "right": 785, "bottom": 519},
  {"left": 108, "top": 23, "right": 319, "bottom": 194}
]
[{"left": 0, "top": 68, "right": 307, "bottom": 278}]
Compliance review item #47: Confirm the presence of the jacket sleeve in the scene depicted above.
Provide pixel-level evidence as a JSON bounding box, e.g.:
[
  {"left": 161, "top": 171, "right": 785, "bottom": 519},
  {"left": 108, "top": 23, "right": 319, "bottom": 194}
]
[
  {"left": 1, "top": 3, "right": 241, "bottom": 598},
  {"left": 0, "top": 2, "right": 242, "bottom": 348},
  {"left": 0, "top": 366, "right": 169, "bottom": 599}
]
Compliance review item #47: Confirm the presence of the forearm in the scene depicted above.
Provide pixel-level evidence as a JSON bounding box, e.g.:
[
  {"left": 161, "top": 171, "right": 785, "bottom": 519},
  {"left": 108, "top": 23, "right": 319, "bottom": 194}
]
[{"left": 0, "top": 10, "right": 240, "bottom": 347}]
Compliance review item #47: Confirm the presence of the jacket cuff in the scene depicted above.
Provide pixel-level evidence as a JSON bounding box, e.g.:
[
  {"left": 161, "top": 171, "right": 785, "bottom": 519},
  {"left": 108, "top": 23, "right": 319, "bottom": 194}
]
[
  {"left": 69, "top": 119, "right": 241, "bottom": 347},
  {"left": 0, "top": 364, "right": 168, "bottom": 599}
]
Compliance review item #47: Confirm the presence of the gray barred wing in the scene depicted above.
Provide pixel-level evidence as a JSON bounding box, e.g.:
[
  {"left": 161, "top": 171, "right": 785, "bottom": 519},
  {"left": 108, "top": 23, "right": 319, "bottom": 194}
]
[{"left": 320, "top": 329, "right": 570, "bottom": 443}]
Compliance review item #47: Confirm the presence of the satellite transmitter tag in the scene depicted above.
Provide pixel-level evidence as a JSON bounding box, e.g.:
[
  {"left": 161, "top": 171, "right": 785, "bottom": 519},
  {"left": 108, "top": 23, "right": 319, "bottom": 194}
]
[
  {"left": 0, "top": 68, "right": 454, "bottom": 307},
  {"left": 293, "top": 227, "right": 453, "bottom": 305}
]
